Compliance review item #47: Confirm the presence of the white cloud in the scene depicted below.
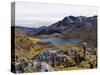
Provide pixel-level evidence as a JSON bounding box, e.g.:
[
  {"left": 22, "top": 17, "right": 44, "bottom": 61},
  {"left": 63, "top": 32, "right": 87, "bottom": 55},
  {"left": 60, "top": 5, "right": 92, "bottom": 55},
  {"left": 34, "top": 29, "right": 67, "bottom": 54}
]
[{"left": 15, "top": 2, "right": 97, "bottom": 27}]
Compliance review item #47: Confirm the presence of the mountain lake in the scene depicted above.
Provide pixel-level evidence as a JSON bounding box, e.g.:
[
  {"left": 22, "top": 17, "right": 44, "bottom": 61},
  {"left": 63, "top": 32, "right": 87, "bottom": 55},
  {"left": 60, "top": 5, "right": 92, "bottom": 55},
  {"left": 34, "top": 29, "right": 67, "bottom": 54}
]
[{"left": 40, "top": 37, "right": 81, "bottom": 43}]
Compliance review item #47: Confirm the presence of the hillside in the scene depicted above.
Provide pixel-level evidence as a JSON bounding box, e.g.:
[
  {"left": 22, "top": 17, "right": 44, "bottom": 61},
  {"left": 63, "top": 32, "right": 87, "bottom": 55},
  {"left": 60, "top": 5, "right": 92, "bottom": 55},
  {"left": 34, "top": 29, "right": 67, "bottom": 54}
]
[
  {"left": 36, "top": 16, "right": 97, "bottom": 35},
  {"left": 15, "top": 16, "right": 97, "bottom": 48}
]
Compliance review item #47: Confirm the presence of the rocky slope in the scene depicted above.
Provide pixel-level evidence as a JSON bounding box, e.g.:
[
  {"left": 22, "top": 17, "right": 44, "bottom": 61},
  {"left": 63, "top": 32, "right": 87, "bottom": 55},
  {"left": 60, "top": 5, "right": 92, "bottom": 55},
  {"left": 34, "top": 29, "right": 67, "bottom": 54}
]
[{"left": 36, "top": 16, "right": 97, "bottom": 35}]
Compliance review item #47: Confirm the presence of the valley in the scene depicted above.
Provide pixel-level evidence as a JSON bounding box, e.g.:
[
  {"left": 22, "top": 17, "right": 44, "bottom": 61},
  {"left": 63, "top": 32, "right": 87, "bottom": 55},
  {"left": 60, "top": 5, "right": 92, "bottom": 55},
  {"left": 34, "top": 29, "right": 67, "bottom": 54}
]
[{"left": 12, "top": 15, "right": 97, "bottom": 73}]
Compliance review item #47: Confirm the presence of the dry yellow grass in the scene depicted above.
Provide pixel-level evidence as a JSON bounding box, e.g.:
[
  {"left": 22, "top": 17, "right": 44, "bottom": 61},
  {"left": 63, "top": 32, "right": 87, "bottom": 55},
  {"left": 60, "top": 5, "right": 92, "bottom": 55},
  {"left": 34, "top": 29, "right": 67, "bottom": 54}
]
[{"left": 29, "top": 37, "right": 40, "bottom": 43}]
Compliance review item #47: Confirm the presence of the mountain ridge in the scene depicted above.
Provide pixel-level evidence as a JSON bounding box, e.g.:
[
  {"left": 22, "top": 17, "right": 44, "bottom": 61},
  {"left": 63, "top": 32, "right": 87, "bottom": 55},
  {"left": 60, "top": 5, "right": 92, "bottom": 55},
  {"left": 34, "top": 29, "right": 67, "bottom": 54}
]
[{"left": 35, "top": 15, "right": 97, "bottom": 35}]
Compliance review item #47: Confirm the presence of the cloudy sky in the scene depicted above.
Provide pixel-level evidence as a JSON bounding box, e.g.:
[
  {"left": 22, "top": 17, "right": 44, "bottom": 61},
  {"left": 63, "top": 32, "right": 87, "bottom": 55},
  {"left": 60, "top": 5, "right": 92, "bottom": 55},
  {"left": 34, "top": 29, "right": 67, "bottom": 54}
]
[{"left": 15, "top": 2, "right": 97, "bottom": 28}]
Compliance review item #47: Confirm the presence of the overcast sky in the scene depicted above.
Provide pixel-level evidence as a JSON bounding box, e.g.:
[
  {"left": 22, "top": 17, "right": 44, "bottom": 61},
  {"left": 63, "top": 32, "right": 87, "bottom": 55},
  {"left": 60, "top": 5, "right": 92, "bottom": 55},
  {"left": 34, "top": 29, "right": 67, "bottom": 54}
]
[{"left": 15, "top": 2, "right": 97, "bottom": 28}]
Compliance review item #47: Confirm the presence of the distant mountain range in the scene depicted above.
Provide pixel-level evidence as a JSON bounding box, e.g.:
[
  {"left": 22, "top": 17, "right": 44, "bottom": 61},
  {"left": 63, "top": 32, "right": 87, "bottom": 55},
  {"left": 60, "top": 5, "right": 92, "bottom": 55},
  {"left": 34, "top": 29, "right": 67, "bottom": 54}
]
[
  {"left": 36, "top": 16, "right": 97, "bottom": 35},
  {"left": 15, "top": 15, "right": 97, "bottom": 36}
]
